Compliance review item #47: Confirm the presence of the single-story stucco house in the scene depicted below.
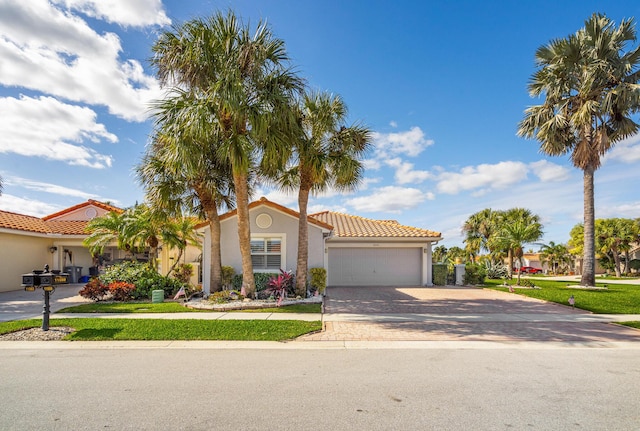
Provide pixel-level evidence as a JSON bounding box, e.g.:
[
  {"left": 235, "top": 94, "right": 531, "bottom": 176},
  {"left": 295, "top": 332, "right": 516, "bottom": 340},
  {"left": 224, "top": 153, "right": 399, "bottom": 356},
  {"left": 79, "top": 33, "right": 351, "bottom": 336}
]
[
  {"left": 199, "top": 197, "right": 442, "bottom": 294},
  {"left": 0, "top": 200, "right": 201, "bottom": 292}
]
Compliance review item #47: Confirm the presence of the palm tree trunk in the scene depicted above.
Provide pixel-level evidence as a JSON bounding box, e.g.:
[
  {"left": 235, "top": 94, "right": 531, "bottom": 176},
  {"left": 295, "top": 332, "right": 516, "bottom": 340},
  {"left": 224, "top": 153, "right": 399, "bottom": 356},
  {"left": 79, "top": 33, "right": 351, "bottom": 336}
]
[
  {"left": 196, "top": 184, "right": 223, "bottom": 293},
  {"left": 508, "top": 249, "right": 514, "bottom": 279},
  {"left": 166, "top": 248, "right": 183, "bottom": 276},
  {"left": 613, "top": 247, "right": 622, "bottom": 278},
  {"left": 581, "top": 167, "right": 596, "bottom": 286},
  {"left": 234, "top": 171, "right": 256, "bottom": 297},
  {"left": 295, "top": 185, "right": 311, "bottom": 297}
]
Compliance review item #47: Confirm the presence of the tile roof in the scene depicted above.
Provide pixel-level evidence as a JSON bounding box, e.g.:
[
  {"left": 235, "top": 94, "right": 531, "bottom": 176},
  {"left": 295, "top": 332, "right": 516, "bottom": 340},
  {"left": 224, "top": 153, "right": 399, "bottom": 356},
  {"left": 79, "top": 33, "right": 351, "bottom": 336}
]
[
  {"left": 1, "top": 200, "right": 120, "bottom": 236},
  {"left": 310, "top": 211, "right": 441, "bottom": 239},
  {"left": 0, "top": 210, "right": 51, "bottom": 234},
  {"left": 42, "top": 199, "right": 123, "bottom": 220}
]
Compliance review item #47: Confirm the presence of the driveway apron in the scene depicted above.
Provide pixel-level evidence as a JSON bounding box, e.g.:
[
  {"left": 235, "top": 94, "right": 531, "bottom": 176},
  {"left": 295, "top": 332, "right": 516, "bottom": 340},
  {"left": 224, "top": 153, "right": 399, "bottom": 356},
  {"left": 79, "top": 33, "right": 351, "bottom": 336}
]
[{"left": 298, "top": 286, "right": 640, "bottom": 343}]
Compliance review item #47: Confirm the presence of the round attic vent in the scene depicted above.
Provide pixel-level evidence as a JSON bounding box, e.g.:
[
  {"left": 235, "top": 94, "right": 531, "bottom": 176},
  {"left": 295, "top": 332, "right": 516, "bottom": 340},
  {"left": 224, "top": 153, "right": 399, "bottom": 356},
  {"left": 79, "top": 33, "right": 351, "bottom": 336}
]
[
  {"left": 256, "top": 213, "right": 272, "bottom": 229},
  {"left": 85, "top": 208, "right": 98, "bottom": 219}
]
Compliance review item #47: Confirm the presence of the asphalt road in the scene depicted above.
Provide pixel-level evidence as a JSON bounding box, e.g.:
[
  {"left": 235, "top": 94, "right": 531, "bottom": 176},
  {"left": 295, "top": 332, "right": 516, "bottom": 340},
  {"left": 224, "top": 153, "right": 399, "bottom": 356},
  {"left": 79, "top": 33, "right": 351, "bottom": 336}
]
[{"left": 1, "top": 346, "right": 639, "bottom": 430}]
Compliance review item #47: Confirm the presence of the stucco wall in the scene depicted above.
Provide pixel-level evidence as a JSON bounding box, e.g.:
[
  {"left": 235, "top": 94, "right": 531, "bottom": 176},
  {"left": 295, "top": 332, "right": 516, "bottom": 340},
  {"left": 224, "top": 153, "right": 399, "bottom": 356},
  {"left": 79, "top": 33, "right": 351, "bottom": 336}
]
[
  {"left": 49, "top": 205, "right": 111, "bottom": 221},
  {"left": 219, "top": 206, "right": 325, "bottom": 275},
  {"left": 0, "top": 232, "right": 53, "bottom": 292}
]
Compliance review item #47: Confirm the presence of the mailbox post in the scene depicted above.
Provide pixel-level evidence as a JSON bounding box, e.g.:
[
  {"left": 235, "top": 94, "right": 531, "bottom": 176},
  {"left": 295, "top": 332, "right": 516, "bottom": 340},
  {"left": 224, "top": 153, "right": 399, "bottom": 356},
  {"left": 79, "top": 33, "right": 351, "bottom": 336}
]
[{"left": 21, "top": 265, "right": 69, "bottom": 331}]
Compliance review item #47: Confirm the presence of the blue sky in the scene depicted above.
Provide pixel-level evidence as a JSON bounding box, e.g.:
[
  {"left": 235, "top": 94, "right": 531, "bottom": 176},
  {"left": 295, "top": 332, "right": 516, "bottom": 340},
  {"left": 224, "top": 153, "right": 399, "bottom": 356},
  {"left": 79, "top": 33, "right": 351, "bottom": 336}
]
[{"left": 1, "top": 0, "right": 640, "bottom": 249}]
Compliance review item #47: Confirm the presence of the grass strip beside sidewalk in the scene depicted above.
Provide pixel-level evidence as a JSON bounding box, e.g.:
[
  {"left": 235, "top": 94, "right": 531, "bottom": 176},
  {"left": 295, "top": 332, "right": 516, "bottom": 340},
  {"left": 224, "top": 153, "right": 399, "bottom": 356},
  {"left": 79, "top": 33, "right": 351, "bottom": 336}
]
[
  {"left": 484, "top": 279, "right": 640, "bottom": 314},
  {"left": 0, "top": 318, "right": 322, "bottom": 341},
  {"left": 57, "top": 302, "right": 322, "bottom": 314}
]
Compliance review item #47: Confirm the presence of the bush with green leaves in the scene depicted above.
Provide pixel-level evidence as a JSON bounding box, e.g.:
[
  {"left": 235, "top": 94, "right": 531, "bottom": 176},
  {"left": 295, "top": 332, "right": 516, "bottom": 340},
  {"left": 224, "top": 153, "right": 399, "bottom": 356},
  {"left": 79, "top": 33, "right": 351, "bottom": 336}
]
[
  {"left": 221, "top": 266, "right": 235, "bottom": 289},
  {"left": 432, "top": 264, "right": 447, "bottom": 286},
  {"left": 231, "top": 272, "right": 282, "bottom": 292},
  {"left": 99, "top": 261, "right": 183, "bottom": 300},
  {"left": 463, "top": 263, "right": 486, "bottom": 285},
  {"left": 309, "top": 267, "right": 327, "bottom": 295}
]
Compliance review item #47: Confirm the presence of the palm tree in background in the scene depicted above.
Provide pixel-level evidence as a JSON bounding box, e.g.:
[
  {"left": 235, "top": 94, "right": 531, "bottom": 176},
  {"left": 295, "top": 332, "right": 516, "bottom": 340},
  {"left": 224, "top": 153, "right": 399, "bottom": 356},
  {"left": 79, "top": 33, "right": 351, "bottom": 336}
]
[
  {"left": 539, "top": 241, "right": 571, "bottom": 274},
  {"left": 151, "top": 11, "right": 303, "bottom": 297},
  {"left": 463, "top": 208, "right": 500, "bottom": 260},
  {"left": 495, "top": 208, "right": 544, "bottom": 285},
  {"left": 83, "top": 210, "right": 128, "bottom": 257},
  {"left": 274, "top": 91, "right": 371, "bottom": 296},
  {"left": 139, "top": 90, "right": 236, "bottom": 292},
  {"left": 518, "top": 13, "right": 640, "bottom": 286}
]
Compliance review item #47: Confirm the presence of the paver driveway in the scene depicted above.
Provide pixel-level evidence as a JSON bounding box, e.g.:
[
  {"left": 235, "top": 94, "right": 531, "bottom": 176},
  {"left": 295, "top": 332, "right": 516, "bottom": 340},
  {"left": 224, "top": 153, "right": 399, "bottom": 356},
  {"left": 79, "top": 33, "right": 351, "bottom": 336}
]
[{"left": 299, "top": 286, "right": 640, "bottom": 343}]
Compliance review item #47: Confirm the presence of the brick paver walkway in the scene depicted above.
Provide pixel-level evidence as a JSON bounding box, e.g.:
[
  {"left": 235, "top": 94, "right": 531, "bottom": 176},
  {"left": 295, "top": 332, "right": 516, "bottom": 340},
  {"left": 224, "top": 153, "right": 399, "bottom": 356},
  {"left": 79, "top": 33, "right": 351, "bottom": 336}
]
[{"left": 298, "top": 286, "right": 640, "bottom": 343}]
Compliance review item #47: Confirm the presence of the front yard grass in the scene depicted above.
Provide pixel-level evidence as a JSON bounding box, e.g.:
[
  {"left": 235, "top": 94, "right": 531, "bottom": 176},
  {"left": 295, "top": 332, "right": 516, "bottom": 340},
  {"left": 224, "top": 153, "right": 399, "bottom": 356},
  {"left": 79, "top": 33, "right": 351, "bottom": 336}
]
[
  {"left": 484, "top": 279, "right": 640, "bottom": 314},
  {"left": 0, "top": 318, "right": 321, "bottom": 341},
  {"left": 57, "top": 302, "right": 321, "bottom": 314}
]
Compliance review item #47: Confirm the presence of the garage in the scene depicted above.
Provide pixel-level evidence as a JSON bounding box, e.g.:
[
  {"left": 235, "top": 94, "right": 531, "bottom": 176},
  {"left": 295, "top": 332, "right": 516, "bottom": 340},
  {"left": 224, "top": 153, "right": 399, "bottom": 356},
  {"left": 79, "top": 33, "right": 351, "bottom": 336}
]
[{"left": 328, "top": 247, "right": 422, "bottom": 286}]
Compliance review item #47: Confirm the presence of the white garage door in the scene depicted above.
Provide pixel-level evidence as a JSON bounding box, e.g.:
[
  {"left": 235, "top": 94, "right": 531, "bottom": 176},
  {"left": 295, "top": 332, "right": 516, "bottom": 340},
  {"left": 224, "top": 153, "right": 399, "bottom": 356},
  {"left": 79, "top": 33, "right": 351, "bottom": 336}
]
[{"left": 328, "top": 247, "right": 422, "bottom": 286}]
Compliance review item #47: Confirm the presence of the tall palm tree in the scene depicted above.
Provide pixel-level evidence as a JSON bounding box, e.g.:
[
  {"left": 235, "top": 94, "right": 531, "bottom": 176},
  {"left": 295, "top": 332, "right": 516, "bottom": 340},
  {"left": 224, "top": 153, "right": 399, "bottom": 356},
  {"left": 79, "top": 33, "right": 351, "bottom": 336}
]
[
  {"left": 140, "top": 90, "right": 235, "bottom": 292},
  {"left": 152, "top": 11, "right": 303, "bottom": 297},
  {"left": 463, "top": 208, "right": 500, "bottom": 259},
  {"left": 518, "top": 13, "right": 640, "bottom": 287},
  {"left": 274, "top": 91, "right": 371, "bottom": 296},
  {"left": 495, "top": 209, "right": 544, "bottom": 285},
  {"left": 161, "top": 217, "right": 202, "bottom": 276}
]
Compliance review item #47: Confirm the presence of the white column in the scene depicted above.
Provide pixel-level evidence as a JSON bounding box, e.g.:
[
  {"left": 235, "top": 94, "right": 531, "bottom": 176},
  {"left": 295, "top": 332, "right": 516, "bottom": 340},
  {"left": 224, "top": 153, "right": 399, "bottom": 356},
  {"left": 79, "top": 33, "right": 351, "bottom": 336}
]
[
  {"left": 455, "top": 264, "right": 466, "bottom": 286},
  {"left": 423, "top": 243, "right": 433, "bottom": 286}
]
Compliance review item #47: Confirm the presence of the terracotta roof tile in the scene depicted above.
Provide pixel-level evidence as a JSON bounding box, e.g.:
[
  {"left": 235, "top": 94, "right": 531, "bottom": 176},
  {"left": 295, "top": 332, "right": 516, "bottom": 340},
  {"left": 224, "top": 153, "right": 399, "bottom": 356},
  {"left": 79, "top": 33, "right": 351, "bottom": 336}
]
[
  {"left": 44, "top": 220, "right": 89, "bottom": 235},
  {"left": 0, "top": 210, "right": 51, "bottom": 234},
  {"left": 310, "top": 211, "right": 441, "bottom": 239}
]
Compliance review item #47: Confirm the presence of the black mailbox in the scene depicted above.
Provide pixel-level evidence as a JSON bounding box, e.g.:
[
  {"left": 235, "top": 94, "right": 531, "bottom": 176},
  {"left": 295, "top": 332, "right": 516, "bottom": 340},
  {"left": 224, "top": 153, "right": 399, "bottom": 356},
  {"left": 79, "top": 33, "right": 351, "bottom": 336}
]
[{"left": 20, "top": 265, "right": 70, "bottom": 331}]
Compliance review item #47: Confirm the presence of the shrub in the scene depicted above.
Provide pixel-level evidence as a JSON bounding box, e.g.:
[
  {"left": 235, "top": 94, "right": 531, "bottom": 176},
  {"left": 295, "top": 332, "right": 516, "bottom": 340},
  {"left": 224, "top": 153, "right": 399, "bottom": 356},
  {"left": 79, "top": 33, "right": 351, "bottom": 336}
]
[
  {"left": 79, "top": 278, "right": 109, "bottom": 301},
  {"left": 231, "top": 272, "right": 282, "bottom": 292},
  {"left": 264, "top": 270, "right": 294, "bottom": 305},
  {"left": 484, "top": 261, "right": 509, "bottom": 279},
  {"left": 108, "top": 281, "right": 135, "bottom": 301},
  {"left": 99, "top": 261, "right": 184, "bottom": 300},
  {"left": 173, "top": 263, "right": 193, "bottom": 284},
  {"left": 464, "top": 263, "right": 486, "bottom": 285},
  {"left": 209, "top": 290, "right": 244, "bottom": 304},
  {"left": 433, "top": 264, "right": 447, "bottom": 286},
  {"left": 221, "top": 266, "right": 235, "bottom": 289},
  {"left": 309, "top": 267, "right": 327, "bottom": 295}
]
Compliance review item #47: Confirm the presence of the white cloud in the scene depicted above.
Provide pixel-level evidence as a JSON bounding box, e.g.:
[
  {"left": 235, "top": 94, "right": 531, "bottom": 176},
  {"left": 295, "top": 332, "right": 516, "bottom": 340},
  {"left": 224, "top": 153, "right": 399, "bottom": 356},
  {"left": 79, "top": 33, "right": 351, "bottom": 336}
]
[
  {"left": 345, "top": 186, "right": 431, "bottom": 213},
  {"left": 436, "top": 161, "right": 528, "bottom": 194},
  {"left": 362, "top": 158, "right": 381, "bottom": 170},
  {"left": 0, "top": 194, "right": 62, "bottom": 217},
  {"left": 529, "top": 160, "right": 570, "bottom": 182},
  {"left": 603, "top": 133, "right": 640, "bottom": 164},
  {"left": 385, "top": 157, "right": 432, "bottom": 184},
  {"left": 0, "top": 0, "right": 162, "bottom": 121},
  {"left": 372, "top": 126, "right": 433, "bottom": 158},
  {"left": 4, "top": 176, "right": 100, "bottom": 200},
  {"left": 389, "top": 121, "right": 398, "bottom": 128},
  {"left": 307, "top": 204, "right": 348, "bottom": 215},
  {"left": 51, "top": 0, "right": 171, "bottom": 27},
  {"left": 597, "top": 201, "right": 640, "bottom": 219},
  {"left": 0, "top": 95, "right": 115, "bottom": 168}
]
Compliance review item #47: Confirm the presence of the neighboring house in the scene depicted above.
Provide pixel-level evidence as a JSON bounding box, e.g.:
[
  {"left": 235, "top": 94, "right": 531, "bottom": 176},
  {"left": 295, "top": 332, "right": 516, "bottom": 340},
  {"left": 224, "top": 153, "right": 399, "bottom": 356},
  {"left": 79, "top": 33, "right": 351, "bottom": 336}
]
[
  {"left": 198, "top": 197, "right": 442, "bottom": 293},
  {"left": 0, "top": 200, "right": 121, "bottom": 292},
  {"left": 0, "top": 200, "right": 201, "bottom": 292}
]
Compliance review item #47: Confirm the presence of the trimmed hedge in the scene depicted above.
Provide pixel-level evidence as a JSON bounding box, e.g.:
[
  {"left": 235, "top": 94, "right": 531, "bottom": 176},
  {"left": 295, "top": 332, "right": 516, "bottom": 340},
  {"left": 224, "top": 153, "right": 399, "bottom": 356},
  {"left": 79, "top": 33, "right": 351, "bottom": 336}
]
[{"left": 433, "top": 264, "right": 447, "bottom": 286}]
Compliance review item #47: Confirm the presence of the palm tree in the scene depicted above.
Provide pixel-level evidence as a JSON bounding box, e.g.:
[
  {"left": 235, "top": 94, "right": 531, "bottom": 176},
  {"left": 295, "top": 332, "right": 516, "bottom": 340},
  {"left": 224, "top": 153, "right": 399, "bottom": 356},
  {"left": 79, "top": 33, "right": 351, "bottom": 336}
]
[
  {"left": 463, "top": 209, "right": 500, "bottom": 259},
  {"left": 83, "top": 210, "right": 128, "bottom": 257},
  {"left": 518, "top": 13, "right": 640, "bottom": 287},
  {"left": 162, "top": 217, "right": 202, "bottom": 276},
  {"left": 433, "top": 245, "right": 448, "bottom": 263},
  {"left": 274, "top": 91, "right": 371, "bottom": 296},
  {"left": 495, "top": 209, "right": 544, "bottom": 285},
  {"left": 539, "top": 241, "right": 571, "bottom": 274},
  {"left": 152, "top": 11, "right": 303, "bottom": 297},
  {"left": 139, "top": 90, "right": 236, "bottom": 292},
  {"left": 121, "top": 204, "right": 174, "bottom": 271}
]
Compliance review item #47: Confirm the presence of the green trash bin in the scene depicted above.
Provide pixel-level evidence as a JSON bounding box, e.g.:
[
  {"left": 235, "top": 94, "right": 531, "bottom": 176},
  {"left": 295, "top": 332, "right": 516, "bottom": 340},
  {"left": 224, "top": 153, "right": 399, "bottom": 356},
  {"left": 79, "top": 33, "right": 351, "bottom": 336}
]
[{"left": 151, "top": 290, "right": 164, "bottom": 303}]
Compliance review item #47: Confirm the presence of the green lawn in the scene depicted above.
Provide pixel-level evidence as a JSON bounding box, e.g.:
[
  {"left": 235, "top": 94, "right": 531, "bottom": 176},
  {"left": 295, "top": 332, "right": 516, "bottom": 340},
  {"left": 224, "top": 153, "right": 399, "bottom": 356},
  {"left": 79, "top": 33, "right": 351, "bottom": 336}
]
[
  {"left": 57, "top": 302, "right": 321, "bottom": 314},
  {"left": 0, "top": 318, "right": 321, "bottom": 341},
  {"left": 484, "top": 279, "right": 640, "bottom": 314}
]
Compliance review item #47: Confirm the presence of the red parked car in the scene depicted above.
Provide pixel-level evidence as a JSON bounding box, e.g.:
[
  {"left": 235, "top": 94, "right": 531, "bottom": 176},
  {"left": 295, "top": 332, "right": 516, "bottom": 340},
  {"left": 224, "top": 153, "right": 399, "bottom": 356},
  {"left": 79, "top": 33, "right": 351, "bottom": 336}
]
[{"left": 513, "top": 266, "right": 542, "bottom": 274}]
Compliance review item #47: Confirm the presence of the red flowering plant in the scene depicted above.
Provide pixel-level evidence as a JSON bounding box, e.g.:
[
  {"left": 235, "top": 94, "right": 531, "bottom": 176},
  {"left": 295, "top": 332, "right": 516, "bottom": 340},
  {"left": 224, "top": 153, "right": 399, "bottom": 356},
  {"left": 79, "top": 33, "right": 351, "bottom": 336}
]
[
  {"left": 264, "top": 270, "right": 294, "bottom": 306},
  {"left": 108, "top": 281, "right": 135, "bottom": 302}
]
